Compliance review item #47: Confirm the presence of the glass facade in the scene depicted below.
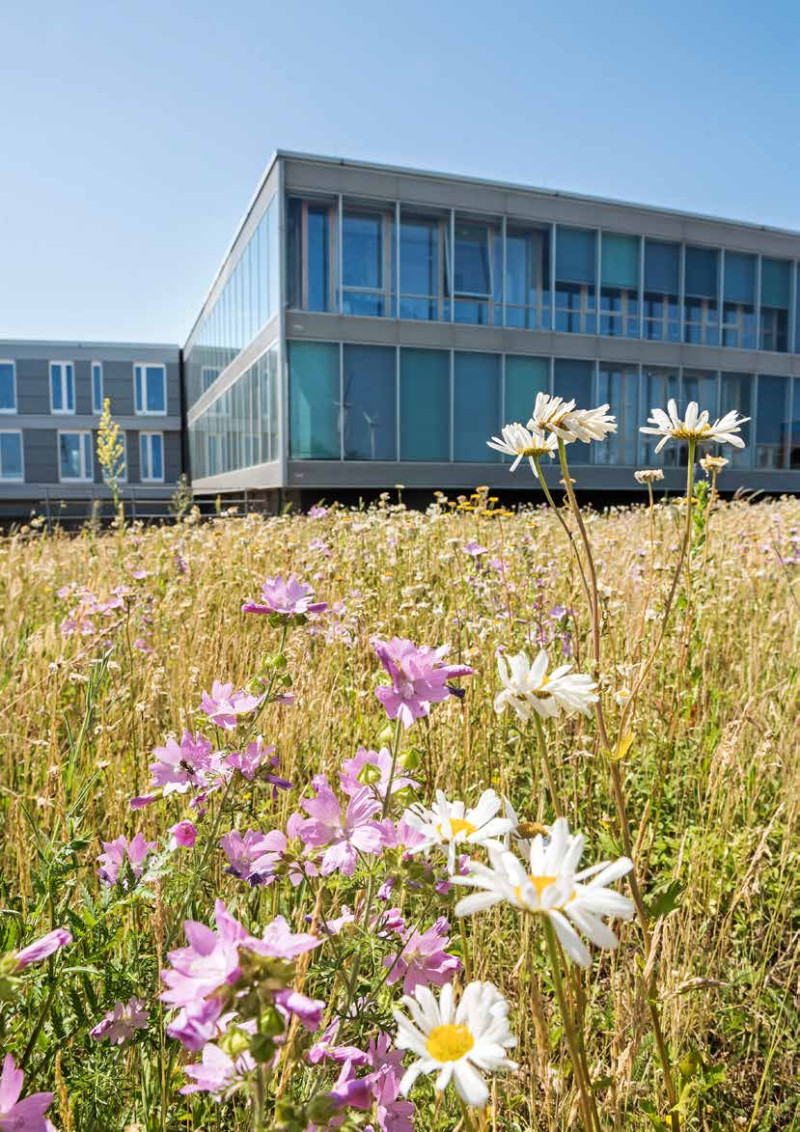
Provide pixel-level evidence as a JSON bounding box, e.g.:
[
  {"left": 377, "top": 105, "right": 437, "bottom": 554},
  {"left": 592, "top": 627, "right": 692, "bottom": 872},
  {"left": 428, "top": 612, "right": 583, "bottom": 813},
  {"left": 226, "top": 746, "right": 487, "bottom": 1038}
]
[
  {"left": 0, "top": 431, "right": 23, "bottom": 480},
  {"left": 185, "top": 193, "right": 279, "bottom": 407},
  {"left": 600, "top": 234, "right": 639, "bottom": 338},
  {"left": 755, "top": 375, "right": 789, "bottom": 468},
  {"left": 643, "top": 240, "right": 680, "bottom": 342},
  {"left": 189, "top": 344, "right": 279, "bottom": 478},
  {"left": 505, "top": 226, "right": 550, "bottom": 329},
  {"left": 684, "top": 247, "right": 719, "bottom": 346},
  {"left": 554, "top": 228, "right": 597, "bottom": 334},
  {"left": 0, "top": 362, "right": 17, "bottom": 412},
  {"left": 759, "top": 258, "right": 791, "bottom": 352}
]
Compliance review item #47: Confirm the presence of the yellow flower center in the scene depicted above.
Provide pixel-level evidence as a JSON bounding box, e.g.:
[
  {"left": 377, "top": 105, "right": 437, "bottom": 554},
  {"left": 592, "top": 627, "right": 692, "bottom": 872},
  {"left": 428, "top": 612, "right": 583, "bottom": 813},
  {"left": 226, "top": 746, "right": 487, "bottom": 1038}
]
[
  {"left": 438, "top": 817, "right": 477, "bottom": 839},
  {"left": 521, "top": 445, "right": 548, "bottom": 458},
  {"left": 514, "top": 874, "right": 574, "bottom": 909},
  {"left": 426, "top": 1023, "right": 475, "bottom": 1062}
]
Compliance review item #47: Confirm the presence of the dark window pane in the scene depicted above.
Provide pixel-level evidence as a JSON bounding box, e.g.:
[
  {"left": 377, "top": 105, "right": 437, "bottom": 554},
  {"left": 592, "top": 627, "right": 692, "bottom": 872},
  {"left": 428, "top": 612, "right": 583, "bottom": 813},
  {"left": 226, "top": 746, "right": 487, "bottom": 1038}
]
[
  {"left": 454, "top": 353, "right": 500, "bottom": 461},
  {"left": 400, "top": 348, "right": 449, "bottom": 461},
  {"left": 289, "top": 341, "right": 340, "bottom": 459},
  {"left": 343, "top": 345, "right": 396, "bottom": 460}
]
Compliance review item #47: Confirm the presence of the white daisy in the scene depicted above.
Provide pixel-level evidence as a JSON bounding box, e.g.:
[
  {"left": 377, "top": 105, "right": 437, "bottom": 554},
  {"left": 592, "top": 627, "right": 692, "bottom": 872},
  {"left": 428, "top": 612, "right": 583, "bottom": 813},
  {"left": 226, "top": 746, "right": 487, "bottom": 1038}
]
[
  {"left": 527, "top": 392, "right": 617, "bottom": 445},
  {"left": 486, "top": 423, "right": 558, "bottom": 476},
  {"left": 494, "top": 649, "right": 598, "bottom": 723},
  {"left": 634, "top": 468, "right": 664, "bottom": 485},
  {"left": 393, "top": 980, "right": 518, "bottom": 1108},
  {"left": 402, "top": 789, "right": 515, "bottom": 872},
  {"left": 564, "top": 404, "right": 617, "bottom": 443},
  {"left": 453, "top": 818, "right": 634, "bottom": 967},
  {"left": 640, "top": 399, "right": 749, "bottom": 454}
]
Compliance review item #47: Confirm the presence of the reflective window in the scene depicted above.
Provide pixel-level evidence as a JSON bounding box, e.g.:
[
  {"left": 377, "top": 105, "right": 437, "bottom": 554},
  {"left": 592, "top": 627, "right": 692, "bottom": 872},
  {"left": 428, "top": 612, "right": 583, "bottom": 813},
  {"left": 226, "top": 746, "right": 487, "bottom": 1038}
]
[
  {"left": 342, "top": 208, "right": 393, "bottom": 317},
  {"left": 0, "top": 361, "right": 16, "bottom": 412},
  {"left": 454, "top": 218, "right": 501, "bottom": 325},
  {"left": 600, "top": 234, "right": 639, "bottom": 338},
  {"left": 289, "top": 341, "right": 340, "bottom": 459},
  {"left": 50, "top": 362, "right": 75, "bottom": 414},
  {"left": 641, "top": 366, "right": 680, "bottom": 465},
  {"left": 555, "top": 228, "right": 596, "bottom": 334},
  {"left": 755, "top": 375, "right": 788, "bottom": 468},
  {"left": 59, "top": 431, "right": 92, "bottom": 481},
  {"left": 400, "top": 348, "right": 450, "bottom": 461},
  {"left": 0, "top": 431, "right": 23, "bottom": 480},
  {"left": 504, "top": 355, "right": 549, "bottom": 425},
  {"left": 595, "top": 365, "right": 638, "bottom": 464},
  {"left": 791, "top": 379, "right": 800, "bottom": 468},
  {"left": 134, "top": 364, "right": 166, "bottom": 414},
  {"left": 343, "top": 345, "right": 396, "bottom": 460},
  {"left": 719, "top": 373, "right": 752, "bottom": 468},
  {"left": 505, "top": 225, "right": 551, "bottom": 330},
  {"left": 399, "top": 213, "right": 449, "bottom": 321},
  {"left": 684, "top": 247, "right": 719, "bottom": 346},
  {"left": 454, "top": 353, "right": 500, "bottom": 461},
  {"left": 760, "top": 258, "right": 791, "bottom": 352},
  {"left": 202, "top": 367, "right": 219, "bottom": 393},
  {"left": 553, "top": 358, "right": 593, "bottom": 407},
  {"left": 140, "top": 432, "right": 164, "bottom": 482},
  {"left": 643, "top": 241, "right": 680, "bottom": 342},
  {"left": 722, "top": 252, "right": 757, "bottom": 348},
  {"left": 92, "top": 362, "right": 104, "bottom": 414}
]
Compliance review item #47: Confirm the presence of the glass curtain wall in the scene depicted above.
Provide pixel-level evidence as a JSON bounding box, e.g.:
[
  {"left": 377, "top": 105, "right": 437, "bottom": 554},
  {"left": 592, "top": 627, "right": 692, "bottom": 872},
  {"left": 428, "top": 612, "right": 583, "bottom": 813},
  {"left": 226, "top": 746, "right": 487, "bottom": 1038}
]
[
  {"left": 554, "top": 228, "right": 597, "bottom": 334},
  {"left": 288, "top": 342, "right": 340, "bottom": 459},
  {"left": 399, "top": 211, "right": 450, "bottom": 321},
  {"left": 599, "top": 234, "right": 639, "bottom": 338},
  {"left": 641, "top": 366, "right": 680, "bottom": 464},
  {"left": 188, "top": 345, "right": 280, "bottom": 478},
  {"left": 341, "top": 206, "right": 395, "bottom": 317},
  {"left": 755, "top": 375, "right": 788, "bottom": 468},
  {"left": 760, "top": 258, "right": 791, "bottom": 352},
  {"left": 342, "top": 345, "right": 396, "bottom": 460},
  {"left": 684, "top": 247, "right": 720, "bottom": 345},
  {"left": 719, "top": 372, "right": 752, "bottom": 468},
  {"left": 505, "top": 225, "right": 551, "bottom": 329},
  {"left": 643, "top": 241, "right": 680, "bottom": 342},
  {"left": 185, "top": 195, "right": 279, "bottom": 406},
  {"left": 400, "top": 349, "right": 450, "bottom": 460},
  {"left": 594, "top": 364, "right": 639, "bottom": 464},
  {"left": 453, "top": 217, "right": 502, "bottom": 325},
  {"left": 453, "top": 353, "right": 500, "bottom": 460},
  {"left": 722, "top": 252, "right": 757, "bottom": 348}
]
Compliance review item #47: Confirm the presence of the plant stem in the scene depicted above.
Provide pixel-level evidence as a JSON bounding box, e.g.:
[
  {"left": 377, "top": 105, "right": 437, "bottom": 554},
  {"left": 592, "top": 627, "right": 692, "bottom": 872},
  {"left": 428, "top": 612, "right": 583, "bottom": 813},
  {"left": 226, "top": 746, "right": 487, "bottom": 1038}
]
[
  {"left": 542, "top": 918, "right": 600, "bottom": 1132},
  {"left": 533, "top": 714, "right": 561, "bottom": 818}
]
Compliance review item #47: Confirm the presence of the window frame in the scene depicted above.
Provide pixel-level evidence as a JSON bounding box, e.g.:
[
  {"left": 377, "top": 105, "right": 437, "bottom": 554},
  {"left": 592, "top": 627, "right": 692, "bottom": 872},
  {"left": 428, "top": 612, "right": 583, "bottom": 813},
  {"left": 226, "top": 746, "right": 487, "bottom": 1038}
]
[
  {"left": 133, "top": 363, "right": 168, "bottom": 416},
  {"left": 0, "top": 360, "right": 17, "bottom": 414},
  {"left": 91, "top": 361, "right": 104, "bottom": 414},
  {"left": 57, "top": 429, "right": 93, "bottom": 482},
  {"left": 0, "top": 429, "right": 24, "bottom": 481},
  {"left": 340, "top": 206, "right": 394, "bottom": 318},
  {"left": 49, "top": 361, "right": 76, "bottom": 415},
  {"left": 139, "top": 430, "right": 165, "bottom": 482}
]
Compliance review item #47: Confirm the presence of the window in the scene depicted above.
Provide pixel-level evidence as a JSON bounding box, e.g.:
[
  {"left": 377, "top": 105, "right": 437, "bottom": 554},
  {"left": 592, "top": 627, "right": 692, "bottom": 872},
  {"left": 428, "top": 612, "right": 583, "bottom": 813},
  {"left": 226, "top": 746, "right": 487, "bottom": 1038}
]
[
  {"left": 139, "top": 432, "right": 164, "bottom": 482},
  {"left": 791, "top": 378, "right": 800, "bottom": 468},
  {"left": 400, "top": 349, "right": 450, "bottom": 461},
  {"left": 59, "top": 431, "right": 92, "bottom": 481},
  {"left": 50, "top": 362, "right": 75, "bottom": 414},
  {"left": 684, "top": 247, "right": 719, "bottom": 346},
  {"left": 201, "top": 366, "right": 220, "bottom": 393},
  {"left": 453, "top": 353, "right": 500, "bottom": 461},
  {"left": 760, "top": 258, "right": 791, "bottom": 353},
  {"left": 553, "top": 358, "right": 593, "bottom": 408},
  {"left": 641, "top": 367, "right": 680, "bottom": 464},
  {"left": 134, "top": 363, "right": 167, "bottom": 414},
  {"left": 595, "top": 365, "right": 639, "bottom": 465},
  {"left": 399, "top": 213, "right": 450, "bottom": 322},
  {"left": 341, "top": 208, "right": 393, "bottom": 317},
  {"left": 555, "top": 227, "right": 597, "bottom": 334},
  {"left": 719, "top": 373, "right": 752, "bottom": 468},
  {"left": 504, "top": 356, "right": 549, "bottom": 425},
  {"left": 453, "top": 218, "right": 501, "bottom": 325},
  {"left": 287, "top": 198, "right": 334, "bottom": 312},
  {"left": 289, "top": 341, "right": 340, "bottom": 459},
  {"left": 343, "top": 345, "right": 396, "bottom": 460},
  {"left": 599, "top": 234, "right": 640, "bottom": 338},
  {"left": 505, "top": 226, "right": 551, "bottom": 330},
  {"left": 91, "top": 362, "right": 104, "bottom": 413},
  {"left": 643, "top": 241, "right": 680, "bottom": 342},
  {"left": 755, "top": 375, "right": 788, "bottom": 468},
  {"left": 0, "top": 361, "right": 16, "bottom": 412},
  {"left": 722, "top": 252, "right": 757, "bottom": 349},
  {"left": 0, "top": 431, "right": 23, "bottom": 480}
]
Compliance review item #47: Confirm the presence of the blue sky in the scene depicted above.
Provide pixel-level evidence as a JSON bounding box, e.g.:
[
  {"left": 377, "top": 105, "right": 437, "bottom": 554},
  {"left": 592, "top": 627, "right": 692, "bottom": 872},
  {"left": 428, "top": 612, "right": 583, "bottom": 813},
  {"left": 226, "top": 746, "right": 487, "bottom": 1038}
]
[{"left": 1, "top": 0, "right": 798, "bottom": 344}]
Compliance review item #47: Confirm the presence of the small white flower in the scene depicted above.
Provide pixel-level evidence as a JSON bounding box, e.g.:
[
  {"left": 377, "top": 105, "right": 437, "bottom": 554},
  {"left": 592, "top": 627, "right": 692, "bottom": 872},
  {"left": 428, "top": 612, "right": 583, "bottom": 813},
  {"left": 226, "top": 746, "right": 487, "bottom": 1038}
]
[
  {"left": 614, "top": 686, "right": 632, "bottom": 708},
  {"left": 393, "top": 980, "right": 518, "bottom": 1108},
  {"left": 402, "top": 789, "right": 515, "bottom": 872},
  {"left": 486, "top": 423, "right": 558, "bottom": 476},
  {"left": 494, "top": 649, "right": 598, "bottom": 722},
  {"left": 700, "top": 455, "right": 729, "bottom": 473},
  {"left": 634, "top": 468, "right": 664, "bottom": 485},
  {"left": 527, "top": 392, "right": 617, "bottom": 445},
  {"left": 453, "top": 818, "right": 634, "bottom": 967},
  {"left": 640, "top": 399, "right": 749, "bottom": 454}
]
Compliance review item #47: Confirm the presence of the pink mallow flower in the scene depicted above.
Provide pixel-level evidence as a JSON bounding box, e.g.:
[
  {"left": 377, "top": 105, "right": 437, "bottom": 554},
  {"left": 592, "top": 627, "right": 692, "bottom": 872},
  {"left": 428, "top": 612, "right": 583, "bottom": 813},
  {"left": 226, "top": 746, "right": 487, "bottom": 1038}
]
[
  {"left": 200, "top": 681, "right": 261, "bottom": 731},
  {"left": 371, "top": 637, "right": 474, "bottom": 729},
  {"left": 339, "top": 747, "right": 418, "bottom": 799},
  {"left": 97, "top": 833, "right": 157, "bottom": 887},
  {"left": 169, "top": 820, "right": 198, "bottom": 849},
  {"left": 383, "top": 917, "right": 461, "bottom": 994},
  {"left": 242, "top": 573, "right": 328, "bottom": 618},
  {"left": 90, "top": 997, "right": 149, "bottom": 1044},
  {"left": 220, "top": 829, "right": 287, "bottom": 885},
  {"left": 292, "top": 776, "right": 383, "bottom": 877},
  {"left": 149, "top": 731, "right": 216, "bottom": 796},
  {"left": 0, "top": 1054, "right": 55, "bottom": 1132},
  {"left": 180, "top": 1043, "right": 255, "bottom": 1098},
  {"left": 12, "top": 928, "right": 72, "bottom": 970}
]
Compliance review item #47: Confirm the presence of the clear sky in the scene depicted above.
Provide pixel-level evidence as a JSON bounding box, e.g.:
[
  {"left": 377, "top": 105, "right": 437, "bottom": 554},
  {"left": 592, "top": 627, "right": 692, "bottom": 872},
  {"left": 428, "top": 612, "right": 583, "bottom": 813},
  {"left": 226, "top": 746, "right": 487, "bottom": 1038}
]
[{"left": 1, "top": 0, "right": 798, "bottom": 345}]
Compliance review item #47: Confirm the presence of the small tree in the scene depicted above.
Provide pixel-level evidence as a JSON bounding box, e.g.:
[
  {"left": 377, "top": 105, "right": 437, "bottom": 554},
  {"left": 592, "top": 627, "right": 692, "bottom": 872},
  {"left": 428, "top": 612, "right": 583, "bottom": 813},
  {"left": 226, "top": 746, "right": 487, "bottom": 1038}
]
[{"left": 96, "top": 398, "right": 126, "bottom": 519}]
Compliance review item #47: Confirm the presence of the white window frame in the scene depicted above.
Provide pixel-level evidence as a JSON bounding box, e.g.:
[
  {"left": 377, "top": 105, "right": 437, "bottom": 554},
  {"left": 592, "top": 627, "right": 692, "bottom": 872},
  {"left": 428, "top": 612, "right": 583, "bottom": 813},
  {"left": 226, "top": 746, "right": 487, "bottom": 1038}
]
[
  {"left": 0, "top": 429, "right": 24, "bottom": 481},
  {"left": 0, "top": 360, "right": 17, "bottom": 414},
  {"left": 50, "top": 361, "right": 76, "bottom": 415},
  {"left": 139, "top": 430, "right": 165, "bottom": 482},
  {"left": 133, "top": 362, "right": 167, "bottom": 416},
  {"left": 91, "top": 361, "right": 104, "bottom": 414},
  {"left": 58, "top": 429, "right": 93, "bottom": 482}
]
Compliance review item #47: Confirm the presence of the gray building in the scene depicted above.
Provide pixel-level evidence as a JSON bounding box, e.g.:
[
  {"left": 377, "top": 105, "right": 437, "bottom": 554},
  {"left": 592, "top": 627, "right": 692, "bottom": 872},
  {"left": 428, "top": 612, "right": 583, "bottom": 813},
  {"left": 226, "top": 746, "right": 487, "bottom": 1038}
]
[
  {"left": 185, "top": 151, "right": 800, "bottom": 503},
  {"left": 0, "top": 340, "right": 182, "bottom": 520}
]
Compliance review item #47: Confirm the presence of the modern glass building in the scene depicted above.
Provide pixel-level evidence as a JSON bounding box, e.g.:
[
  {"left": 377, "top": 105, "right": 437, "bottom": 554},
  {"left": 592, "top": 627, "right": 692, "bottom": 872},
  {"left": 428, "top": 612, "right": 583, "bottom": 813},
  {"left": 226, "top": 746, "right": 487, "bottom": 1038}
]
[{"left": 185, "top": 152, "right": 800, "bottom": 502}]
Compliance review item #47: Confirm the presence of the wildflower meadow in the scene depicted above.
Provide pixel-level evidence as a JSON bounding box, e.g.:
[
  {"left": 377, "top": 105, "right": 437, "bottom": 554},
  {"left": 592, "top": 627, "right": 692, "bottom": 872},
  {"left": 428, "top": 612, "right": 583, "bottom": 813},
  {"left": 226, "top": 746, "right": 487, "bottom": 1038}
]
[{"left": 0, "top": 396, "right": 798, "bottom": 1131}]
